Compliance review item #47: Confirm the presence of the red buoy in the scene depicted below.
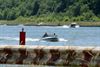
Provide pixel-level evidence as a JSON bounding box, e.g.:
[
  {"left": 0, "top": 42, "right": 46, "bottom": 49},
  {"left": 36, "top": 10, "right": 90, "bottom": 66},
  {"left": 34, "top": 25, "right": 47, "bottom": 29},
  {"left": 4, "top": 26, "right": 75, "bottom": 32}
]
[{"left": 19, "top": 28, "right": 26, "bottom": 45}]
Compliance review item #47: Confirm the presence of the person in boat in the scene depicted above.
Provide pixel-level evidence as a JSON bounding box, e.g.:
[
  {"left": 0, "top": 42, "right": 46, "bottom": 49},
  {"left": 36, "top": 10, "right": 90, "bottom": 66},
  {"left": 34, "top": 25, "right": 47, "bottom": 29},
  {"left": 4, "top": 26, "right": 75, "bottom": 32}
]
[
  {"left": 54, "top": 33, "right": 56, "bottom": 35},
  {"left": 42, "top": 32, "right": 48, "bottom": 37},
  {"left": 53, "top": 33, "right": 57, "bottom": 37}
]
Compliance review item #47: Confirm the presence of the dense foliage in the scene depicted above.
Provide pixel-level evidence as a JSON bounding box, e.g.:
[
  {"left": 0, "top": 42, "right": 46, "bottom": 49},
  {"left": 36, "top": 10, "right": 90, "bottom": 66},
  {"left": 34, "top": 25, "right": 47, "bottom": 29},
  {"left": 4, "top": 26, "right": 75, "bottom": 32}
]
[{"left": 0, "top": 0, "right": 100, "bottom": 22}]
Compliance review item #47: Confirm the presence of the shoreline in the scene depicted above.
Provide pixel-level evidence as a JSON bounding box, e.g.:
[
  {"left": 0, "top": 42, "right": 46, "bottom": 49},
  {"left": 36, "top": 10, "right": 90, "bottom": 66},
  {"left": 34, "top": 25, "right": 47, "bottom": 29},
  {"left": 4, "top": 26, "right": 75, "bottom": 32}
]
[
  {"left": 0, "top": 24, "right": 100, "bottom": 27},
  {"left": 0, "top": 20, "right": 100, "bottom": 27}
]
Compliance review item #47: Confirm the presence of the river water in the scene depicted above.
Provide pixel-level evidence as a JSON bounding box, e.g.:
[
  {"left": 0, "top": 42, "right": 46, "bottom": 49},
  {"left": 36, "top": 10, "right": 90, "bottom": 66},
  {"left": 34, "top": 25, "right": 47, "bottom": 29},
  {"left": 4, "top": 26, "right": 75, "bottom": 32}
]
[
  {"left": 0, "top": 25, "right": 100, "bottom": 67},
  {"left": 0, "top": 25, "right": 100, "bottom": 46}
]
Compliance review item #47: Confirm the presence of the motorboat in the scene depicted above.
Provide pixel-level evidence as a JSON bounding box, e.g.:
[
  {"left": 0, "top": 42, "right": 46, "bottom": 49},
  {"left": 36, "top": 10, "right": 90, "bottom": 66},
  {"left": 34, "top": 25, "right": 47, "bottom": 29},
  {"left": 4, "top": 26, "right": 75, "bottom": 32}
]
[
  {"left": 42, "top": 33, "right": 59, "bottom": 42},
  {"left": 69, "top": 23, "right": 80, "bottom": 28}
]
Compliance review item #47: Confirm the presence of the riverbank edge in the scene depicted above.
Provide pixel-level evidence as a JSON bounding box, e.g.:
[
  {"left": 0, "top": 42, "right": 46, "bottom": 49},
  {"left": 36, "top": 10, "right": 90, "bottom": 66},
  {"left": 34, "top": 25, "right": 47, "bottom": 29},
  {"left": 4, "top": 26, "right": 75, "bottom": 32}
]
[
  {"left": 0, "top": 45, "right": 99, "bottom": 67},
  {"left": 0, "top": 20, "right": 100, "bottom": 27}
]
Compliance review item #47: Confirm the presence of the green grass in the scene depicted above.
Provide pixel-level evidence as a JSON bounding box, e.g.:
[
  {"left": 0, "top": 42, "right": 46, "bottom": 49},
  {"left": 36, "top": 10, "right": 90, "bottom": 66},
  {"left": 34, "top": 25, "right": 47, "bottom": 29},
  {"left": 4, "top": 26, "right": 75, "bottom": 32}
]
[{"left": 0, "top": 16, "right": 100, "bottom": 26}]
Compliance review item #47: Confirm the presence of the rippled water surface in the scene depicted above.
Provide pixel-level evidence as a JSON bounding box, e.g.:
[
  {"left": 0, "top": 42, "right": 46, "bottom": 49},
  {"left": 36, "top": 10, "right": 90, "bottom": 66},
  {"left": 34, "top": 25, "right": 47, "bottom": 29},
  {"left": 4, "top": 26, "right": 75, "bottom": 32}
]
[
  {"left": 0, "top": 64, "right": 55, "bottom": 67},
  {"left": 0, "top": 25, "right": 100, "bottom": 46}
]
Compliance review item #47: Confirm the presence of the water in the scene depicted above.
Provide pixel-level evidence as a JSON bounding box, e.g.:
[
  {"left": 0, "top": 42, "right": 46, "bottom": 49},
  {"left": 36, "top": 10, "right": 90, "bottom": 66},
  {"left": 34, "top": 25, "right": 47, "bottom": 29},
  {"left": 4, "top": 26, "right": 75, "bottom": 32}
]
[
  {"left": 0, "top": 25, "right": 100, "bottom": 66},
  {"left": 0, "top": 64, "right": 55, "bottom": 67},
  {"left": 0, "top": 25, "right": 100, "bottom": 46}
]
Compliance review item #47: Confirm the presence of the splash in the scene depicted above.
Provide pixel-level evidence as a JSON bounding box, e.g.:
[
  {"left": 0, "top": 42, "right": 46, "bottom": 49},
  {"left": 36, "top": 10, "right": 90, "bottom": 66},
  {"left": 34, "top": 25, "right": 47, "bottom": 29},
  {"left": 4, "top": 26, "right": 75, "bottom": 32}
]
[
  {"left": 0, "top": 37, "right": 68, "bottom": 42},
  {"left": 59, "top": 38, "right": 68, "bottom": 42},
  {"left": 0, "top": 37, "right": 39, "bottom": 42}
]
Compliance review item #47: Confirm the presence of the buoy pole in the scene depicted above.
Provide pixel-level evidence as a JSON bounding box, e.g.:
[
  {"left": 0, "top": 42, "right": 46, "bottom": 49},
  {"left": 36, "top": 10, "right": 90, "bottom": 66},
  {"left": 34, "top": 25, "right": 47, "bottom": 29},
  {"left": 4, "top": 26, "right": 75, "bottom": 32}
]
[{"left": 19, "top": 28, "right": 26, "bottom": 45}]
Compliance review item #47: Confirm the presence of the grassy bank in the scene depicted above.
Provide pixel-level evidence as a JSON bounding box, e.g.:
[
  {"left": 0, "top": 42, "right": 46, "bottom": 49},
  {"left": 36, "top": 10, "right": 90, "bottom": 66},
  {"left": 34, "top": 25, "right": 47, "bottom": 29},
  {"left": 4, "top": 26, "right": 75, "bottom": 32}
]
[
  {"left": 0, "top": 15, "right": 100, "bottom": 26},
  {"left": 0, "top": 20, "right": 100, "bottom": 27}
]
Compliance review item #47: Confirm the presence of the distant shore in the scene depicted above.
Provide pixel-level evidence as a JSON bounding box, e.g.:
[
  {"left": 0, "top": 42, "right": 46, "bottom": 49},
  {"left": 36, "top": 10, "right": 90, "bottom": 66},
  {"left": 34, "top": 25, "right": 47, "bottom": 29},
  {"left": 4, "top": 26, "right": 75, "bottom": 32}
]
[{"left": 0, "top": 20, "right": 100, "bottom": 27}]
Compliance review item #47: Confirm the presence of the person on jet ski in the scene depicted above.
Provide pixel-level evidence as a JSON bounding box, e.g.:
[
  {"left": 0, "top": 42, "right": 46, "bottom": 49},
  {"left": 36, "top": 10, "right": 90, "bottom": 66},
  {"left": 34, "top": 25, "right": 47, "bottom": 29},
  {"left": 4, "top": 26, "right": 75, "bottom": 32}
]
[{"left": 42, "top": 32, "right": 48, "bottom": 37}]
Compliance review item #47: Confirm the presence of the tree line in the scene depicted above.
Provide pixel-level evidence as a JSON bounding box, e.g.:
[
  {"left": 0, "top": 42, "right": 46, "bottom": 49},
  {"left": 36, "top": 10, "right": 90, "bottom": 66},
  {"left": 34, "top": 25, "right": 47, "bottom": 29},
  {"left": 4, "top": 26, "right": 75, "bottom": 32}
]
[{"left": 0, "top": 0, "right": 100, "bottom": 22}]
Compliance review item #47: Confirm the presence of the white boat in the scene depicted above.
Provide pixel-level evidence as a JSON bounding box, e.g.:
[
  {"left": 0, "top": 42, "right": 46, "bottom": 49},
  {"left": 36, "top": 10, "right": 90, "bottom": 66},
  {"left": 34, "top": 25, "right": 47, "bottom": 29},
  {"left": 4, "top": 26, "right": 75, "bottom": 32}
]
[
  {"left": 42, "top": 33, "right": 58, "bottom": 42},
  {"left": 69, "top": 23, "right": 80, "bottom": 28}
]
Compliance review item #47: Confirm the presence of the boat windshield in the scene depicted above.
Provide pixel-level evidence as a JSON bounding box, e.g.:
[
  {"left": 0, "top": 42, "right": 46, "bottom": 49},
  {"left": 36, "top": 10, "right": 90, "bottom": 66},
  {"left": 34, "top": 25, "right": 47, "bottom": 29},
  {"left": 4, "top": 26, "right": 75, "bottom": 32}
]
[{"left": 42, "top": 33, "right": 57, "bottom": 38}]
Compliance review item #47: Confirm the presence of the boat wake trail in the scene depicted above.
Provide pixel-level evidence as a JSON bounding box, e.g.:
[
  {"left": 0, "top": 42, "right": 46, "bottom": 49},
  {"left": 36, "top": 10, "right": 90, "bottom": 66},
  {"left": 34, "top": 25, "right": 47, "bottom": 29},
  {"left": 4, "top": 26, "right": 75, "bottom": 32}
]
[
  {"left": 0, "top": 37, "right": 39, "bottom": 42},
  {"left": 0, "top": 37, "right": 68, "bottom": 42},
  {"left": 59, "top": 38, "right": 68, "bottom": 42},
  {"left": 0, "top": 37, "right": 19, "bottom": 41}
]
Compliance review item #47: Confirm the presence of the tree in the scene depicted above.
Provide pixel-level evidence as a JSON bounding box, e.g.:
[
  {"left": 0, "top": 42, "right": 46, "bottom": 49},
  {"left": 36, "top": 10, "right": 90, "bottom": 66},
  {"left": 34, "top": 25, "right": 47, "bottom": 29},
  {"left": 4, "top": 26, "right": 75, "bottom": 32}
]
[{"left": 31, "top": 1, "right": 39, "bottom": 15}]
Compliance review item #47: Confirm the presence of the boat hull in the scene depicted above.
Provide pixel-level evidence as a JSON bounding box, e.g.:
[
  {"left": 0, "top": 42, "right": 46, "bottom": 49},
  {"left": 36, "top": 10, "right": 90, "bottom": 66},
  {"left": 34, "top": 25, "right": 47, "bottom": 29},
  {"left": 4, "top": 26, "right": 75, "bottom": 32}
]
[{"left": 42, "top": 37, "right": 58, "bottom": 42}]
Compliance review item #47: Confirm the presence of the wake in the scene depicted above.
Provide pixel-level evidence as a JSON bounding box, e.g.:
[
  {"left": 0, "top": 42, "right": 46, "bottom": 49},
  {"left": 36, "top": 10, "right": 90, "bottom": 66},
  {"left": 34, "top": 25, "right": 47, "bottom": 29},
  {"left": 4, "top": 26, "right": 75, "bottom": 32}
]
[{"left": 0, "top": 37, "right": 68, "bottom": 42}]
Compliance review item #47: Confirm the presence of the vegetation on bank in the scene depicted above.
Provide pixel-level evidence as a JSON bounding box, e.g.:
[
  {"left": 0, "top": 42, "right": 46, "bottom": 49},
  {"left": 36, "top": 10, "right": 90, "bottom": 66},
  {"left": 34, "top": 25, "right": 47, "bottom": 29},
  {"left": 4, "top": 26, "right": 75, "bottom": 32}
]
[
  {"left": 0, "top": 0, "right": 100, "bottom": 26},
  {"left": 0, "top": 20, "right": 100, "bottom": 27}
]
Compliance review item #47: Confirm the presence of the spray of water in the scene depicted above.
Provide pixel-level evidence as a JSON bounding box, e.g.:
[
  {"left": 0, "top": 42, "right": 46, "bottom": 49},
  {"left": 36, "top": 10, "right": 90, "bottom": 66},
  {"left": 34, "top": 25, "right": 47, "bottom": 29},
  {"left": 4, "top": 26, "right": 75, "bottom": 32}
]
[{"left": 0, "top": 37, "right": 68, "bottom": 42}]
